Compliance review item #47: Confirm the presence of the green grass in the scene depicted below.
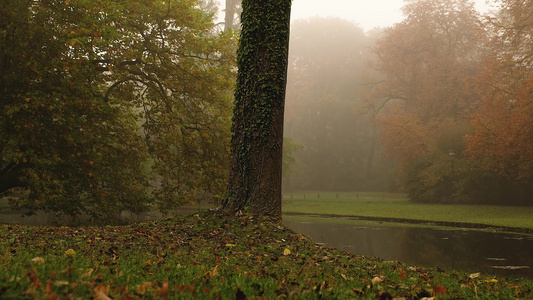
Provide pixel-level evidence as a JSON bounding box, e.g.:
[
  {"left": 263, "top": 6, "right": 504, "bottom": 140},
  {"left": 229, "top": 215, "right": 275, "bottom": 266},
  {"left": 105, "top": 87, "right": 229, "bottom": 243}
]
[
  {"left": 1, "top": 211, "right": 533, "bottom": 299},
  {"left": 282, "top": 191, "right": 533, "bottom": 230}
]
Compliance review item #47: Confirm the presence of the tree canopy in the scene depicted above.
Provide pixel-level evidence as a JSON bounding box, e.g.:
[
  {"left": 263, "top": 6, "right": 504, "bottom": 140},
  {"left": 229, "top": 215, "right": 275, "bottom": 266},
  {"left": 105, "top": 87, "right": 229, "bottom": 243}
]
[
  {"left": 371, "top": 0, "right": 533, "bottom": 204},
  {"left": 1, "top": 0, "right": 236, "bottom": 220}
]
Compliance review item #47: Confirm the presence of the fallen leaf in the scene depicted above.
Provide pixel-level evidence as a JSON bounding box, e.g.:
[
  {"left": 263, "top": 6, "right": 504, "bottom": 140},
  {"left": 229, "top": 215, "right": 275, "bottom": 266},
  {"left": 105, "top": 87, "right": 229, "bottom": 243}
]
[
  {"left": 469, "top": 272, "right": 480, "bottom": 279},
  {"left": 80, "top": 268, "right": 94, "bottom": 278},
  {"left": 372, "top": 276, "right": 384, "bottom": 284},
  {"left": 398, "top": 268, "right": 406, "bottom": 280},
  {"left": 158, "top": 280, "right": 168, "bottom": 300},
  {"left": 25, "top": 271, "right": 41, "bottom": 294},
  {"left": 94, "top": 290, "right": 111, "bottom": 300},
  {"left": 46, "top": 281, "right": 58, "bottom": 300},
  {"left": 433, "top": 286, "right": 447, "bottom": 295},
  {"left": 283, "top": 248, "right": 291, "bottom": 256},
  {"left": 31, "top": 257, "right": 45, "bottom": 264},
  {"left": 93, "top": 284, "right": 111, "bottom": 300},
  {"left": 64, "top": 249, "right": 75, "bottom": 256},
  {"left": 136, "top": 282, "right": 153, "bottom": 295},
  {"left": 210, "top": 265, "right": 219, "bottom": 277}
]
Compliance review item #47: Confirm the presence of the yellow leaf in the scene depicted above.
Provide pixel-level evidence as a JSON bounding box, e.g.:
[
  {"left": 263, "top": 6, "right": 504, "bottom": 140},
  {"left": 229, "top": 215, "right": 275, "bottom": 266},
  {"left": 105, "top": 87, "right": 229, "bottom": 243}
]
[
  {"left": 64, "top": 249, "right": 76, "bottom": 256},
  {"left": 283, "top": 248, "right": 291, "bottom": 256},
  {"left": 225, "top": 243, "right": 235, "bottom": 247},
  {"left": 469, "top": 272, "right": 480, "bottom": 279}
]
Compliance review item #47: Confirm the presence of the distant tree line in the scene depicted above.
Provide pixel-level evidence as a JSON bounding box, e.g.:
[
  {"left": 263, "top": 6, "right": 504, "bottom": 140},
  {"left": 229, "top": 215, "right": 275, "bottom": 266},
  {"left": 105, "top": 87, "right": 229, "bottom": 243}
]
[
  {"left": 283, "top": 17, "right": 395, "bottom": 192},
  {"left": 368, "top": 0, "right": 533, "bottom": 205},
  {"left": 284, "top": 0, "right": 533, "bottom": 206}
]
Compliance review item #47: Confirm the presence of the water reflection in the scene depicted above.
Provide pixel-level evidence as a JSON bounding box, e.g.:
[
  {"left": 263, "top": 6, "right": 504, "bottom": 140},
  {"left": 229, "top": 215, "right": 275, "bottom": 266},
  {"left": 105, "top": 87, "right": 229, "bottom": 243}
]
[{"left": 284, "top": 217, "right": 533, "bottom": 278}]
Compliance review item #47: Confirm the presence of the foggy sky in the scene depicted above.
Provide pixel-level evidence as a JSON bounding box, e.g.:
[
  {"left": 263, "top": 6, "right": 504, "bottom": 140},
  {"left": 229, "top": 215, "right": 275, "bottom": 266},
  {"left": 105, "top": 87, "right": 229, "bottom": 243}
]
[
  {"left": 217, "top": 0, "right": 499, "bottom": 32},
  {"left": 291, "top": 0, "right": 498, "bottom": 32}
]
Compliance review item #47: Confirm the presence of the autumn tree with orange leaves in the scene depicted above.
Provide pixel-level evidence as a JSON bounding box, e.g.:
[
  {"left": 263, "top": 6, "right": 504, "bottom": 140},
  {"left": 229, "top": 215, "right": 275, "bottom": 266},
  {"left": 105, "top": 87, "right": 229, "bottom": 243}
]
[
  {"left": 465, "top": 0, "right": 533, "bottom": 204},
  {"left": 370, "top": 0, "right": 488, "bottom": 203}
]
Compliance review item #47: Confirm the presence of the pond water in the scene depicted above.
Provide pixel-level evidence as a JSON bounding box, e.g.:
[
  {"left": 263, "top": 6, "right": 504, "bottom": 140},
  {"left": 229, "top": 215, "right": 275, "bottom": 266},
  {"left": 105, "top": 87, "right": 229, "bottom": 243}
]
[{"left": 284, "top": 216, "right": 533, "bottom": 278}]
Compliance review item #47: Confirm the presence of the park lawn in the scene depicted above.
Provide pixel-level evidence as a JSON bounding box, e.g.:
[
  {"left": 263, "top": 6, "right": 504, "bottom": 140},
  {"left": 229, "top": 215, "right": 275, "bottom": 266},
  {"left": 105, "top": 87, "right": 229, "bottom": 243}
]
[
  {"left": 1, "top": 211, "right": 533, "bottom": 299},
  {"left": 282, "top": 191, "right": 533, "bottom": 231}
]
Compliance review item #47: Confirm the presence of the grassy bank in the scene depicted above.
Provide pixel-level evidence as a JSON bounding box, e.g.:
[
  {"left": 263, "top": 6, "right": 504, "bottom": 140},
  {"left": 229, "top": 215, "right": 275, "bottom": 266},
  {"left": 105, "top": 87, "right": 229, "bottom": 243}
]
[
  {"left": 282, "top": 191, "right": 533, "bottom": 231},
  {"left": 1, "top": 211, "right": 533, "bottom": 299}
]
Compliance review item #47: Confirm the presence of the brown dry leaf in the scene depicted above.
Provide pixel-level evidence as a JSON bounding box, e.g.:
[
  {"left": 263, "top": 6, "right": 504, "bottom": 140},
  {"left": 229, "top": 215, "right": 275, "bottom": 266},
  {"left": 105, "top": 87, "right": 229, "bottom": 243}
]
[
  {"left": 210, "top": 265, "right": 219, "bottom": 277},
  {"left": 31, "top": 257, "right": 45, "bottom": 264},
  {"left": 25, "top": 270, "right": 41, "bottom": 294},
  {"left": 80, "top": 268, "right": 94, "bottom": 279},
  {"left": 136, "top": 282, "right": 153, "bottom": 295},
  {"left": 46, "top": 281, "right": 58, "bottom": 300},
  {"left": 158, "top": 280, "right": 169, "bottom": 300},
  {"left": 372, "top": 276, "right": 384, "bottom": 284},
  {"left": 93, "top": 284, "right": 111, "bottom": 300}
]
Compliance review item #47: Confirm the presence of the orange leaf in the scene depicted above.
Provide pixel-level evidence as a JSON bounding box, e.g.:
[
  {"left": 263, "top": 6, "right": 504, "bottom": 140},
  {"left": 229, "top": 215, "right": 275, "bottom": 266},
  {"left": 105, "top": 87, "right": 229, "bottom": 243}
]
[
  {"left": 158, "top": 280, "right": 168, "bottom": 300},
  {"left": 433, "top": 286, "right": 447, "bottom": 295},
  {"left": 93, "top": 284, "right": 111, "bottom": 300},
  {"left": 46, "top": 281, "right": 58, "bottom": 300}
]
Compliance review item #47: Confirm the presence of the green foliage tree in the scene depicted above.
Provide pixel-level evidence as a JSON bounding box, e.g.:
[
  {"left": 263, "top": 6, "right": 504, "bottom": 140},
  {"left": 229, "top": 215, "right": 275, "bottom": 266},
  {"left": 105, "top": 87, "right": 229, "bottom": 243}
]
[
  {"left": 223, "top": 0, "right": 292, "bottom": 218},
  {"left": 0, "top": 0, "right": 236, "bottom": 219}
]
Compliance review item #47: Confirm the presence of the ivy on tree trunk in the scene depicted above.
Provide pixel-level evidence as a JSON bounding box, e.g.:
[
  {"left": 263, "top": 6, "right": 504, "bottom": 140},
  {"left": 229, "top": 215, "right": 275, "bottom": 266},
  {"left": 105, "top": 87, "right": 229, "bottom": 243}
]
[{"left": 223, "top": 0, "right": 292, "bottom": 218}]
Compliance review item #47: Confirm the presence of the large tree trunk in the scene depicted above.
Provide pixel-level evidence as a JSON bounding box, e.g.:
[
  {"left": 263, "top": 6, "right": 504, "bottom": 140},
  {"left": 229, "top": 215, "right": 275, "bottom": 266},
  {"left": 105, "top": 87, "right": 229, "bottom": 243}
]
[{"left": 223, "top": 0, "right": 291, "bottom": 219}]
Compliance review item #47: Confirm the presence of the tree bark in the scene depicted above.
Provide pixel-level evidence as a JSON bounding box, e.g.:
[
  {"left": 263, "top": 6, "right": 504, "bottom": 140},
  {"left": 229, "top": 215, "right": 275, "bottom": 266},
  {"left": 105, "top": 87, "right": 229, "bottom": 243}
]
[{"left": 223, "top": 0, "right": 292, "bottom": 219}]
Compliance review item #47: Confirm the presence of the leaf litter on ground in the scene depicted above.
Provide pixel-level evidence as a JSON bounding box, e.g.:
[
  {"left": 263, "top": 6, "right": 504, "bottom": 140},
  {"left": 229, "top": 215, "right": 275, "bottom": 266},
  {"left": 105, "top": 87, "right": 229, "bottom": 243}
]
[{"left": 1, "top": 210, "right": 533, "bottom": 299}]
